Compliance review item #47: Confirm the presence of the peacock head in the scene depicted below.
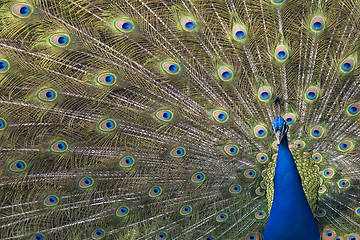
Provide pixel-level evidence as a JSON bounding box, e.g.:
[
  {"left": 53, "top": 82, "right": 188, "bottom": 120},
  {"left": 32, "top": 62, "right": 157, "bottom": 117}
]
[{"left": 272, "top": 117, "right": 288, "bottom": 144}]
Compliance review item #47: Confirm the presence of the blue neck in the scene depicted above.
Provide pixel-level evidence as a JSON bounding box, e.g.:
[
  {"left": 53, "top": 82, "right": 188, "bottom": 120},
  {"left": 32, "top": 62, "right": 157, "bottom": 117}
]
[{"left": 263, "top": 135, "right": 320, "bottom": 240}]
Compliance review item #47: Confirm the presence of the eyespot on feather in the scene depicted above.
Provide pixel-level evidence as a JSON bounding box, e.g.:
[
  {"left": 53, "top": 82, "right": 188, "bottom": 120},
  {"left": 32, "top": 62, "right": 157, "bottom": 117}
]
[
  {"left": 9, "top": 160, "right": 27, "bottom": 173},
  {"left": 311, "top": 16, "right": 325, "bottom": 32},
  {"left": 246, "top": 233, "right": 260, "bottom": 240},
  {"left": 258, "top": 87, "right": 272, "bottom": 101},
  {"left": 216, "top": 213, "right": 228, "bottom": 222},
  {"left": 50, "top": 34, "right": 70, "bottom": 47},
  {"left": 244, "top": 169, "right": 256, "bottom": 178},
  {"left": 202, "top": 237, "right": 215, "bottom": 240},
  {"left": 156, "top": 110, "right": 174, "bottom": 122},
  {"left": 256, "top": 153, "right": 268, "bottom": 163},
  {"left": 294, "top": 140, "right": 305, "bottom": 148},
  {"left": 254, "top": 125, "right": 267, "bottom": 138},
  {"left": 255, "top": 187, "right": 265, "bottom": 196},
  {"left": 156, "top": 232, "right": 168, "bottom": 239},
  {"left": 275, "top": 45, "right": 289, "bottom": 61},
  {"left": 0, "top": 59, "right": 10, "bottom": 73},
  {"left": 12, "top": 3, "right": 33, "bottom": 18},
  {"left": 162, "top": 62, "right": 180, "bottom": 75},
  {"left": 255, "top": 211, "right": 266, "bottom": 219},
  {"left": 218, "top": 67, "right": 233, "bottom": 81},
  {"left": 119, "top": 156, "right": 135, "bottom": 168},
  {"left": 212, "top": 110, "right": 229, "bottom": 123},
  {"left": 322, "top": 228, "right": 336, "bottom": 240},
  {"left": 346, "top": 235, "right": 359, "bottom": 240},
  {"left": 338, "top": 140, "right": 354, "bottom": 152},
  {"left": 229, "top": 184, "right": 241, "bottom": 194},
  {"left": 312, "top": 153, "right": 322, "bottom": 163},
  {"left": 44, "top": 195, "right": 59, "bottom": 207},
  {"left": 31, "top": 234, "right": 45, "bottom": 240},
  {"left": 50, "top": 140, "right": 68, "bottom": 153},
  {"left": 338, "top": 179, "right": 351, "bottom": 189},
  {"left": 232, "top": 25, "right": 247, "bottom": 41},
  {"left": 316, "top": 209, "right": 326, "bottom": 217},
  {"left": 0, "top": 118, "right": 7, "bottom": 130},
  {"left": 310, "top": 126, "right": 324, "bottom": 138},
  {"left": 318, "top": 185, "right": 327, "bottom": 194},
  {"left": 283, "top": 113, "right": 296, "bottom": 125},
  {"left": 116, "top": 206, "right": 129, "bottom": 217},
  {"left": 305, "top": 87, "right": 319, "bottom": 101},
  {"left": 170, "top": 147, "right": 186, "bottom": 158},
  {"left": 79, "top": 177, "right": 94, "bottom": 189},
  {"left": 98, "top": 119, "right": 117, "bottom": 132},
  {"left": 340, "top": 57, "right": 355, "bottom": 72},
  {"left": 97, "top": 73, "right": 116, "bottom": 86},
  {"left": 346, "top": 103, "right": 360, "bottom": 116},
  {"left": 223, "top": 144, "right": 239, "bottom": 156},
  {"left": 91, "top": 229, "right": 105, "bottom": 239},
  {"left": 356, "top": 207, "right": 360, "bottom": 216},
  {"left": 37, "top": 88, "right": 57, "bottom": 102},
  {"left": 115, "top": 19, "right": 134, "bottom": 33},
  {"left": 180, "top": 205, "right": 192, "bottom": 216},
  {"left": 180, "top": 17, "right": 196, "bottom": 31},
  {"left": 191, "top": 172, "right": 205, "bottom": 183},
  {"left": 149, "top": 186, "right": 162, "bottom": 197},
  {"left": 322, "top": 168, "right": 335, "bottom": 179}
]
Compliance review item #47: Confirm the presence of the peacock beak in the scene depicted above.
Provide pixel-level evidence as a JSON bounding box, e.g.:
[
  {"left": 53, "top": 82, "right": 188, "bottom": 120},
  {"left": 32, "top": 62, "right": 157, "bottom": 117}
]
[{"left": 275, "top": 130, "right": 282, "bottom": 145}]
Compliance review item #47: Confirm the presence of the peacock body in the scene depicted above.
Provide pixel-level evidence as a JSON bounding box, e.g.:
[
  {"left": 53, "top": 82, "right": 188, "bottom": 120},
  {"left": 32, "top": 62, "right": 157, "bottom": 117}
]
[{"left": 0, "top": 0, "right": 359, "bottom": 239}]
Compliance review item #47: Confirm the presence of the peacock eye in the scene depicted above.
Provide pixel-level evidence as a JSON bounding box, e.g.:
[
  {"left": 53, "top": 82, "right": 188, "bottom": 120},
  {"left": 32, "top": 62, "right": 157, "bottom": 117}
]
[
  {"left": 180, "top": 17, "right": 196, "bottom": 31},
  {"left": 9, "top": 160, "right": 27, "bottom": 173},
  {"left": 156, "top": 110, "right": 174, "bottom": 122},
  {"left": 257, "top": 153, "right": 268, "bottom": 163},
  {"left": 244, "top": 169, "right": 256, "bottom": 178},
  {"left": 12, "top": 4, "right": 33, "bottom": 18},
  {"left": 91, "top": 229, "right": 105, "bottom": 239},
  {"left": 37, "top": 88, "right": 57, "bottom": 102},
  {"left": 218, "top": 67, "right": 233, "bottom": 81},
  {"left": 50, "top": 34, "right": 70, "bottom": 47},
  {"left": 305, "top": 87, "right": 319, "bottom": 101},
  {"left": 255, "top": 211, "right": 266, "bottom": 219},
  {"left": 191, "top": 172, "right": 205, "bottom": 183},
  {"left": 149, "top": 186, "right": 162, "bottom": 197},
  {"left": 229, "top": 184, "right": 241, "bottom": 194},
  {"left": 98, "top": 119, "right": 117, "bottom": 132},
  {"left": 223, "top": 144, "right": 239, "bottom": 156},
  {"left": 97, "top": 73, "right": 116, "bottom": 86},
  {"left": 170, "top": 147, "right": 186, "bottom": 158},
  {"left": 254, "top": 125, "right": 267, "bottom": 138},
  {"left": 275, "top": 45, "right": 289, "bottom": 61},
  {"left": 258, "top": 87, "right": 272, "bottom": 101},
  {"left": 44, "top": 195, "right": 59, "bottom": 206},
  {"left": 340, "top": 57, "right": 355, "bottom": 72},
  {"left": 216, "top": 213, "right": 228, "bottom": 222},
  {"left": 180, "top": 205, "right": 192, "bottom": 215},
  {"left": 233, "top": 25, "right": 247, "bottom": 41},
  {"left": 79, "top": 177, "right": 94, "bottom": 189},
  {"left": 162, "top": 62, "right": 180, "bottom": 75},
  {"left": 119, "top": 156, "right": 135, "bottom": 168},
  {"left": 50, "top": 140, "right": 69, "bottom": 153},
  {"left": 116, "top": 206, "right": 130, "bottom": 217},
  {"left": 0, "top": 59, "right": 10, "bottom": 72},
  {"left": 115, "top": 19, "right": 134, "bottom": 33},
  {"left": 311, "top": 16, "right": 325, "bottom": 32}
]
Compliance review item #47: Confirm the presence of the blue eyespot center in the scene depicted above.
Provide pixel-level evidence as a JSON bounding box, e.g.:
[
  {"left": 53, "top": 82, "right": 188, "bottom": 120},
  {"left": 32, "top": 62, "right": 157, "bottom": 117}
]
[
  {"left": 235, "top": 30, "right": 245, "bottom": 39},
  {"left": 84, "top": 178, "right": 92, "bottom": 185},
  {"left": 46, "top": 90, "right": 54, "bottom": 99},
  {"left": 49, "top": 197, "right": 56, "bottom": 203},
  {"left": 122, "top": 22, "right": 132, "bottom": 30},
  {"left": 324, "top": 171, "right": 330, "bottom": 175},
  {"left": 185, "top": 21, "right": 195, "bottom": 29},
  {"left": 318, "top": 210, "right": 323, "bottom": 213},
  {"left": 125, "top": 158, "right": 132, "bottom": 165},
  {"left": 153, "top": 187, "right": 160, "bottom": 194},
  {"left": 184, "top": 206, "right": 190, "bottom": 212},
  {"left": 16, "top": 162, "right": 24, "bottom": 169},
  {"left": 257, "top": 130, "right": 265, "bottom": 136},
  {"left": 20, "top": 6, "right": 30, "bottom": 15},
  {"left": 159, "top": 233, "right": 165, "bottom": 238},
  {"left": 307, "top": 92, "right": 316, "bottom": 99},
  {"left": 312, "top": 130, "right": 320, "bottom": 136},
  {"left": 319, "top": 187, "right": 323, "bottom": 191},
  {"left": 234, "top": 185, "right": 239, "bottom": 191},
  {"left": 277, "top": 51, "right": 286, "bottom": 59},
  {"left": 0, "top": 61, "right": 7, "bottom": 70},
  {"left": 218, "top": 113, "right": 226, "bottom": 120},
  {"left": 259, "top": 189, "right": 264, "bottom": 193},
  {"left": 230, "top": 147, "right": 237, "bottom": 153},
  {"left": 342, "top": 62, "right": 352, "bottom": 70},
  {"left": 106, "top": 121, "right": 114, "bottom": 129},
  {"left": 96, "top": 230, "right": 103, "bottom": 236},
  {"left": 168, "top": 64, "right": 178, "bottom": 72},
  {"left": 350, "top": 237, "right": 356, "bottom": 240},
  {"left": 258, "top": 212, "right": 263, "bottom": 215},
  {"left": 58, "top": 142, "right": 65, "bottom": 150},
  {"left": 221, "top": 71, "right": 231, "bottom": 79},
  {"left": 340, "top": 180, "right": 346, "bottom": 186},
  {"left": 312, "top": 22, "right": 322, "bottom": 29},
  {"left": 163, "top": 111, "right": 170, "bottom": 119},
  {"left": 285, "top": 117, "right": 293, "bottom": 123},
  {"left": 249, "top": 235, "right": 256, "bottom": 240},
  {"left": 249, "top": 171, "right": 254, "bottom": 176},
  {"left": 0, "top": 120, "right": 3, "bottom": 128},
  {"left": 120, "top": 207, "right": 127, "bottom": 213},
  {"left": 349, "top": 106, "right": 358, "bottom": 113},
  {"left": 58, "top": 36, "right": 68, "bottom": 45},
  {"left": 176, "top": 148, "right": 183, "bottom": 155},
  {"left": 314, "top": 156, "right": 318, "bottom": 160},
  {"left": 35, "top": 235, "right": 43, "bottom": 240},
  {"left": 105, "top": 75, "right": 114, "bottom": 83},
  {"left": 340, "top": 143, "right": 347, "bottom": 149},
  {"left": 196, "top": 173, "right": 203, "bottom": 180},
  {"left": 261, "top": 156, "right": 266, "bottom": 160},
  {"left": 207, "top": 237, "right": 213, "bottom": 240},
  {"left": 220, "top": 214, "right": 226, "bottom": 219},
  {"left": 260, "top": 92, "right": 270, "bottom": 99},
  {"left": 326, "top": 232, "right": 332, "bottom": 237}
]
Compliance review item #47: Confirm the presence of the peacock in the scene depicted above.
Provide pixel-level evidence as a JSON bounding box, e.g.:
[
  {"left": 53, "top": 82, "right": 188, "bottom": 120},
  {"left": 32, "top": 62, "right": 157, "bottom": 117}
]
[{"left": 0, "top": 0, "right": 359, "bottom": 239}]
